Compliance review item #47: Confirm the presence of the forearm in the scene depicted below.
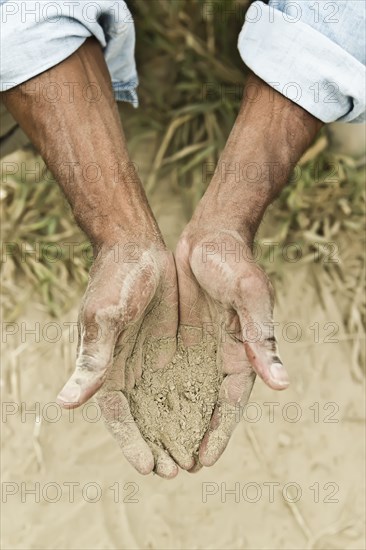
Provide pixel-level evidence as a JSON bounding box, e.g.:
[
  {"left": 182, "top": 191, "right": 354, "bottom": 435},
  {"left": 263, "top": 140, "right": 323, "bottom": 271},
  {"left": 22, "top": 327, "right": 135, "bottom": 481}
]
[
  {"left": 2, "top": 38, "right": 161, "bottom": 249},
  {"left": 192, "top": 74, "right": 323, "bottom": 242}
]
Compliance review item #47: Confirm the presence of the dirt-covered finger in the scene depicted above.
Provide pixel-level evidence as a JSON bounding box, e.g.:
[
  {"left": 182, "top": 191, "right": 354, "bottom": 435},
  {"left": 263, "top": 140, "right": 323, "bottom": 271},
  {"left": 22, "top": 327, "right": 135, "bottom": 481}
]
[
  {"left": 199, "top": 369, "right": 255, "bottom": 467},
  {"left": 98, "top": 390, "right": 154, "bottom": 475}
]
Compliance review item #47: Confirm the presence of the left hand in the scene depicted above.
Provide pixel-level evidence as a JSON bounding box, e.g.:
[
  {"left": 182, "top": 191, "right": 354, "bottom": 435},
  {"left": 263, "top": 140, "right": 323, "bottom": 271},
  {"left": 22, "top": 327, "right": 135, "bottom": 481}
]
[{"left": 175, "top": 223, "right": 289, "bottom": 468}]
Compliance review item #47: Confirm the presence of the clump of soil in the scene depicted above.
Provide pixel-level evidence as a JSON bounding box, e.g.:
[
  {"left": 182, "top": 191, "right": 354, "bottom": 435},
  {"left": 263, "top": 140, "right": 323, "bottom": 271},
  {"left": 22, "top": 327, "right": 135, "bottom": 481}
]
[{"left": 127, "top": 336, "right": 222, "bottom": 459}]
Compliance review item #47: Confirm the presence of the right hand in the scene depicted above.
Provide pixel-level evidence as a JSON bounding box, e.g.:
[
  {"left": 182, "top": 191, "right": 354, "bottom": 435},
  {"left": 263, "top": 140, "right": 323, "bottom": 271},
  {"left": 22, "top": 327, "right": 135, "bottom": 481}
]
[{"left": 56, "top": 237, "right": 180, "bottom": 477}]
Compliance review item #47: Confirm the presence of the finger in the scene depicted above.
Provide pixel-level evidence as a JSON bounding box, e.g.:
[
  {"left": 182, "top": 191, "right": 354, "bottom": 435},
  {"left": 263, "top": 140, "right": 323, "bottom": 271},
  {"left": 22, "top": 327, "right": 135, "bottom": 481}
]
[
  {"left": 199, "top": 325, "right": 255, "bottom": 467},
  {"left": 57, "top": 321, "right": 118, "bottom": 408},
  {"left": 188, "top": 460, "right": 203, "bottom": 474},
  {"left": 238, "top": 310, "right": 289, "bottom": 389},
  {"left": 234, "top": 269, "right": 289, "bottom": 390},
  {"left": 244, "top": 339, "right": 289, "bottom": 390},
  {"left": 97, "top": 390, "right": 154, "bottom": 475},
  {"left": 159, "top": 434, "right": 195, "bottom": 471},
  {"left": 150, "top": 443, "right": 179, "bottom": 479},
  {"left": 57, "top": 250, "right": 159, "bottom": 408},
  {"left": 199, "top": 369, "right": 255, "bottom": 467}
]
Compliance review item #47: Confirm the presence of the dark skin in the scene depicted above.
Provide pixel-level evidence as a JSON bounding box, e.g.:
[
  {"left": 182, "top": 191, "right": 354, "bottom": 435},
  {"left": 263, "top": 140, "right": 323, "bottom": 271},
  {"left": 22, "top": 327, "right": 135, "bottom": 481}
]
[
  {"left": 3, "top": 38, "right": 323, "bottom": 474},
  {"left": 3, "top": 38, "right": 180, "bottom": 478},
  {"left": 176, "top": 79, "right": 323, "bottom": 466}
]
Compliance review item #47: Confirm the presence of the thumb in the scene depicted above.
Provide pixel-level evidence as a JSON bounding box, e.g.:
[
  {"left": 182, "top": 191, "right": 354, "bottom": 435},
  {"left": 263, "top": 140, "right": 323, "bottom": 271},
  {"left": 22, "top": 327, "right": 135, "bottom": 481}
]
[
  {"left": 239, "top": 312, "right": 289, "bottom": 390},
  {"left": 234, "top": 264, "right": 289, "bottom": 391},
  {"left": 57, "top": 318, "right": 118, "bottom": 408}
]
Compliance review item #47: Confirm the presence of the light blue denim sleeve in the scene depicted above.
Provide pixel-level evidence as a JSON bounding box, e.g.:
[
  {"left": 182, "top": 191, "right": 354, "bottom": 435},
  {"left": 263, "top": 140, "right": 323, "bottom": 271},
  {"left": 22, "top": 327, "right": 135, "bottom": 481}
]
[
  {"left": 0, "top": 0, "right": 138, "bottom": 106},
  {"left": 238, "top": 0, "right": 366, "bottom": 123}
]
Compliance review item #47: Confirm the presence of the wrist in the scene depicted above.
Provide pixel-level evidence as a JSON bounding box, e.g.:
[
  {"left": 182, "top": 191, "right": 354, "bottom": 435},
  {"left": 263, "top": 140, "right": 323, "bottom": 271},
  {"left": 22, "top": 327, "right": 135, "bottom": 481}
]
[
  {"left": 191, "top": 147, "right": 287, "bottom": 241},
  {"left": 190, "top": 74, "right": 322, "bottom": 241},
  {"left": 66, "top": 166, "right": 163, "bottom": 249},
  {"left": 88, "top": 216, "right": 164, "bottom": 255}
]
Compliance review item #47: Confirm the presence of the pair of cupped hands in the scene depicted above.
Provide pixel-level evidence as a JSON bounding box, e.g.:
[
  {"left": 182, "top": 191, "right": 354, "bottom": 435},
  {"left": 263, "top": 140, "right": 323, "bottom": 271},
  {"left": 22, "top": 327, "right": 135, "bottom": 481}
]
[
  {"left": 2, "top": 37, "right": 317, "bottom": 479},
  {"left": 56, "top": 198, "right": 289, "bottom": 479}
]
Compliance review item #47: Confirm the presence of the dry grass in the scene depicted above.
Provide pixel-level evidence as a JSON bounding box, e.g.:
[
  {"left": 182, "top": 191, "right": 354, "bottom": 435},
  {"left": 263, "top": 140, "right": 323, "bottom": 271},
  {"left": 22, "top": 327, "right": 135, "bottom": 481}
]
[
  {"left": 1, "top": 150, "right": 91, "bottom": 319},
  {"left": 1, "top": 0, "right": 365, "bottom": 349}
]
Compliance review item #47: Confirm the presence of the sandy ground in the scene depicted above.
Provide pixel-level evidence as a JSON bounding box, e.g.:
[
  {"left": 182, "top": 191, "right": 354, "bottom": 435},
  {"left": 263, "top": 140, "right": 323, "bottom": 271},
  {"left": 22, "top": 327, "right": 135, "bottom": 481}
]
[{"left": 1, "top": 137, "right": 365, "bottom": 550}]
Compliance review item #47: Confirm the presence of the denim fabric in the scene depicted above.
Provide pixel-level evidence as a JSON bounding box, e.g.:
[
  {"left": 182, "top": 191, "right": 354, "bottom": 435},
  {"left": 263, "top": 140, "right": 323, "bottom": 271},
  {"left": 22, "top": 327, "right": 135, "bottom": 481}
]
[
  {"left": 1, "top": 1, "right": 365, "bottom": 121},
  {"left": 238, "top": 0, "right": 366, "bottom": 122},
  {"left": 0, "top": 0, "right": 138, "bottom": 106}
]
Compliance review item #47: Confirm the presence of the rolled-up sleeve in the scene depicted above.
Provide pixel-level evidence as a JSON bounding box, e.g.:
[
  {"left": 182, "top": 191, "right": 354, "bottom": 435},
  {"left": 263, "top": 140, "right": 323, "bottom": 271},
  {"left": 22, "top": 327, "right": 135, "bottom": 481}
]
[
  {"left": 0, "top": 0, "right": 139, "bottom": 106},
  {"left": 238, "top": 0, "right": 366, "bottom": 123}
]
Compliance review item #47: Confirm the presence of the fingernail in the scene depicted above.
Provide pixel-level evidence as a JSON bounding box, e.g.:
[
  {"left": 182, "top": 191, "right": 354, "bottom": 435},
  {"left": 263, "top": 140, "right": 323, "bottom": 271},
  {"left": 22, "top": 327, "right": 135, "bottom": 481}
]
[
  {"left": 57, "top": 383, "right": 81, "bottom": 405},
  {"left": 269, "top": 363, "right": 289, "bottom": 387}
]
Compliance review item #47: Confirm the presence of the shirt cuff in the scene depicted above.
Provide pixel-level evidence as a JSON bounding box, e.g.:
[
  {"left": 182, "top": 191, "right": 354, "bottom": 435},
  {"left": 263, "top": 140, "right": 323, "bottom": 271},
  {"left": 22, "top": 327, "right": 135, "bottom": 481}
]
[{"left": 238, "top": 1, "right": 366, "bottom": 123}]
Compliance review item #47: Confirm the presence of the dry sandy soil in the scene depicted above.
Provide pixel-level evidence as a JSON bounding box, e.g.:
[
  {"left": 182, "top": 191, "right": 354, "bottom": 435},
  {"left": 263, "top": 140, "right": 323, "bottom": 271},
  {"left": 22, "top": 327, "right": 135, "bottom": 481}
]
[{"left": 1, "top": 139, "right": 365, "bottom": 550}]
